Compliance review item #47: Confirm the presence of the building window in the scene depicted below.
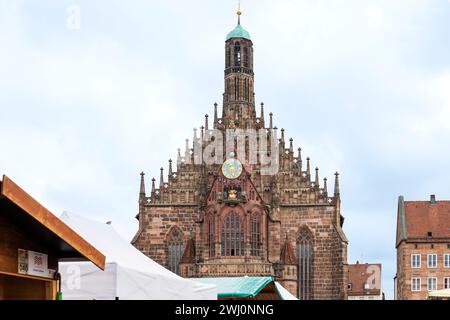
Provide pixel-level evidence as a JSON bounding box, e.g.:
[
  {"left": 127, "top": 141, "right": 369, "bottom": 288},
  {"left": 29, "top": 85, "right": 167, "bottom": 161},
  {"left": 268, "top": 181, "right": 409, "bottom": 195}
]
[
  {"left": 411, "top": 254, "right": 421, "bottom": 268},
  {"left": 250, "top": 215, "right": 261, "bottom": 256},
  {"left": 411, "top": 278, "right": 421, "bottom": 292},
  {"left": 226, "top": 48, "right": 231, "bottom": 68},
  {"left": 444, "top": 277, "right": 450, "bottom": 289},
  {"left": 208, "top": 218, "right": 215, "bottom": 257},
  {"left": 221, "top": 210, "right": 244, "bottom": 256},
  {"left": 347, "top": 283, "right": 352, "bottom": 291},
  {"left": 167, "top": 227, "right": 184, "bottom": 275},
  {"left": 243, "top": 47, "right": 249, "bottom": 68},
  {"left": 234, "top": 42, "right": 241, "bottom": 67},
  {"left": 427, "top": 254, "right": 437, "bottom": 268},
  {"left": 428, "top": 277, "right": 437, "bottom": 291},
  {"left": 444, "top": 254, "right": 450, "bottom": 268},
  {"left": 297, "top": 228, "right": 313, "bottom": 300}
]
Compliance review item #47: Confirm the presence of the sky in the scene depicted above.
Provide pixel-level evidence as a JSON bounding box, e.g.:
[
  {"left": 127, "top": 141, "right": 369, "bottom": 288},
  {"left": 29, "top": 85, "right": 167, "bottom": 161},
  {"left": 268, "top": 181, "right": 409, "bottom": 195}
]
[{"left": 1, "top": 0, "right": 450, "bottom": 299}]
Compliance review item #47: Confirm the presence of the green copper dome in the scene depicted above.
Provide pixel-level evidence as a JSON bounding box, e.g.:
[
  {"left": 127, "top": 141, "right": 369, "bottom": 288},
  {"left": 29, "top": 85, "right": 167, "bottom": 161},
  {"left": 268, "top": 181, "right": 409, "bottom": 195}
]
[{"left": 226, "top": 24, "right": 251, "bottom": 41}]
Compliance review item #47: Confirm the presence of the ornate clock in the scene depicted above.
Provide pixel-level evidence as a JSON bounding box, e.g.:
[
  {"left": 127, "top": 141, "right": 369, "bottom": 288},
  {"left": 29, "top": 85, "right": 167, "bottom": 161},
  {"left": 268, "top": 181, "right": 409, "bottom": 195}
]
[{"left": 221, "top": 157, "right": 243, "bottom": 180}]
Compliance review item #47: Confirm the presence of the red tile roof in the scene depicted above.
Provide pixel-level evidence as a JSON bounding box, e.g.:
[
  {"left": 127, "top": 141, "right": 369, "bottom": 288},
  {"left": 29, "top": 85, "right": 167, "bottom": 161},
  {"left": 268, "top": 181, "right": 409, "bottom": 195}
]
[
  {"left": 347, "top": 263, "right": 382, "bottom": 297},
  {"left": 404, "top": 201, "right": 450, "bottom": 240}
]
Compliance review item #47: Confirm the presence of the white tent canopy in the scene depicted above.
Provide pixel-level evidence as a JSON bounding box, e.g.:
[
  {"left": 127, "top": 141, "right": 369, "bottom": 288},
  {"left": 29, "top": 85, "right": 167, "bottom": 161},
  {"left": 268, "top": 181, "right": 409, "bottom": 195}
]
[
  {"left": 274, "top": 282, "right": 299, "bottom": 300},
  {"left": 59, "top": 212, "right": 217, "bottom": 300},
  {"left": 428, "top": 288, "right": 450, "bottom": 299}
]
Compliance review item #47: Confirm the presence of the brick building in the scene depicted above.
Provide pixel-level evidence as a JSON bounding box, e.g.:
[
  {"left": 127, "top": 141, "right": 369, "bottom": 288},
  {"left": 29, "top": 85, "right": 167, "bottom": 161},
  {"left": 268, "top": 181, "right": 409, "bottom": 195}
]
[
  {"left": 132, "top": 11, "right": 348, "bottom": 300},
  {"left": 347, "top": 262, "right": 383, "bottom": 300},
  {"left": 395, "top": 195, "right": 450, "bottom": 300}
]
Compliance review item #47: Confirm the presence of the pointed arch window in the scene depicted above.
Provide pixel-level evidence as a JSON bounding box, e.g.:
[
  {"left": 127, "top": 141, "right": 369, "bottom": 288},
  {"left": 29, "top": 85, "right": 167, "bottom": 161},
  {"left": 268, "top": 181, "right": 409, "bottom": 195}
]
[
  {"left": 226, "top": 47, "right": 231, "bottom": 68},
  {"left": 208, "top": 218, "right": 215, "bottom": 257},
  {"left": 297, "top": 228, "right": 313, "bottom": 300},
  {"left": 221, "top": 210, "right": 244, "bottom": 256},
  {"left": 167, "top": 227, "right": 184, "bottom": 275},
  {"left": 234, "top": 42, "right": 241, "bottom": 67},
  {"left": 243, "top": 47, "right": 249, "bottom": 68},
  {"left": 250, "top": 215, "right": 262, "bottom": 256}
]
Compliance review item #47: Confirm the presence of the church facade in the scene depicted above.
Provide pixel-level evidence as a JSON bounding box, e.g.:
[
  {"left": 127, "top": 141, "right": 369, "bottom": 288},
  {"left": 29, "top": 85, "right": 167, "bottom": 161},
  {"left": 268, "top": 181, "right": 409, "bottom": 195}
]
[{"left": 132, "top": 13, "right": 348, "bottom": 300}]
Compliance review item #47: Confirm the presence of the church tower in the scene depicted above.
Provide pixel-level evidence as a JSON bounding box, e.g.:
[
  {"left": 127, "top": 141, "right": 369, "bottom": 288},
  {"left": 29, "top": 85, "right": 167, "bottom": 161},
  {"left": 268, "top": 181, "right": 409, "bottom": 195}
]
[
  {"left": 223, "top": 10, "right": 257, "bottom": 129},
  {"left": 132, "top": 7, "right": 349, "bottom": 300}
]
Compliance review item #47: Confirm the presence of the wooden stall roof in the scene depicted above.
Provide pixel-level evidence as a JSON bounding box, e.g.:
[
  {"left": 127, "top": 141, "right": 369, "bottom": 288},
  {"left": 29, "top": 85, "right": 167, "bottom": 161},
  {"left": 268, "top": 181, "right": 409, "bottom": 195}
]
[{"left": 0, "top": 175, "right": 105, "bottom": 270}]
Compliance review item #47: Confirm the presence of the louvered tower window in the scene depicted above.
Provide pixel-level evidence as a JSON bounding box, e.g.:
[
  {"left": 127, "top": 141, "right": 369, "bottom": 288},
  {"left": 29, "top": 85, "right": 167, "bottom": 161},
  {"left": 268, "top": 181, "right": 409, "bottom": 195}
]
[
  {"left": 234, "top": 42, "right": 241, "bottom": 66},
  {"left": 243, "top": 47, "right": 249, "bottom": 68}
]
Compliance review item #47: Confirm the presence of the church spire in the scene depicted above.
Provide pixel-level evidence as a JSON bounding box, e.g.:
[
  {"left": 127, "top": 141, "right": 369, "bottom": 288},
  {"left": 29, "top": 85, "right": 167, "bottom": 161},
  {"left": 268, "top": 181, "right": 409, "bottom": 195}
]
[
  {"left": 323, "top": 177, "right": 328, "bottom": 195},
  {"left": 224, "top": 4, "right": 255, "bottom": 129},
  {"left": 204, "top": 114, "right": 209, "bottom": 131}
]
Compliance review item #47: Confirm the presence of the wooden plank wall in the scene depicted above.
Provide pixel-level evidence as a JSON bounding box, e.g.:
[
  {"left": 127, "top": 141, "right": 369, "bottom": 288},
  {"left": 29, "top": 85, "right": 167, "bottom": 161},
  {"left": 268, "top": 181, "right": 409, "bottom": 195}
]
[{"left": 0, "top": 214, "right": 58, "bottom": 275}]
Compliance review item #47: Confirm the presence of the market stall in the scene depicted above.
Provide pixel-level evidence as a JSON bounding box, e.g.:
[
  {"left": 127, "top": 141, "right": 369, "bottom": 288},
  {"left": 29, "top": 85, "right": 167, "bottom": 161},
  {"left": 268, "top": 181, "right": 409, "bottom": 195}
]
[
  {"left": 0, "top": 175, "right": 105, "bottom": 300},
  {"left": 191, "top": 277, "right": 298, "bottom": 300},
  {"left": 59, "top": 212, "right": 217, "bottom": 300}
]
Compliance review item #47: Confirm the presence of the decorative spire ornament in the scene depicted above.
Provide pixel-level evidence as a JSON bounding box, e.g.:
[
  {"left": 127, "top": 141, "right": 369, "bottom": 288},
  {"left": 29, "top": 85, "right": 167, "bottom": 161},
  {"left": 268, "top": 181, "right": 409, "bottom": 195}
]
[
  {"left": 168, "top": 159, "right": 173, "bottom": 176},
  {"left": 334, "top": 172, "right": 340, "bottom": 196},
  {"left": 160, "top": 167, "right": 164, "bottom": 187},
  {"left": 260, "top": 102, "right": 265, "bottom": 122},
  {"left": 298, "top": 148, "right": 302, "bottom": 174},
  {"left": 306, "top": 157, "right": 311, "bottom": 178},
  {"left": 315, "top": 167, "right": 320, "bottom": 187},
  {"left": 139, "top": 171, "right": 146, "bottom": 196},
  {"left": 269, "top": 112, "right": 273, "bottom": 129},
  {"left": 214, "top": 103, "right": 218, "bottom": 126}
]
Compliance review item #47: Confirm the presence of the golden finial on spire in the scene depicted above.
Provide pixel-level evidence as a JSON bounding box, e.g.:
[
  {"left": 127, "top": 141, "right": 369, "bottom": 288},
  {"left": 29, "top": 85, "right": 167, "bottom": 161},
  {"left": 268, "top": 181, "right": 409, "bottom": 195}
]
[{"left": 237, "top": 0, "right": 242, "bottom": 24}]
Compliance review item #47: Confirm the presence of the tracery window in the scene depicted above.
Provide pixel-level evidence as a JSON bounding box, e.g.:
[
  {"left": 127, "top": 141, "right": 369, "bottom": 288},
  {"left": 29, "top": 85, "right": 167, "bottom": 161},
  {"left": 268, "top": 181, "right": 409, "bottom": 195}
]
[
  {"left": 221, "top": 210, "right": 244, "bottom": 256},
  {"left": 208, "top": 218, "right": 215, "bottom": 257},
  {"left": 297, "top": 228, "right": 313, "bottom": 300},
  {"left": 250, "top": 215, "right": 261, "bottom": 256},
  {"left": 167, "top": 227, "right": 184, "bottom": 275}
]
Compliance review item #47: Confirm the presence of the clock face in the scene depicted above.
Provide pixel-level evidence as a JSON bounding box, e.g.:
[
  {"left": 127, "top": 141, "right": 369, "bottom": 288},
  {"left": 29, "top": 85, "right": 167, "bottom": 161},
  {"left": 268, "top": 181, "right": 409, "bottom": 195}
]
[{"left": 221, "top": 158, "right": 243, "bottom": 179}]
